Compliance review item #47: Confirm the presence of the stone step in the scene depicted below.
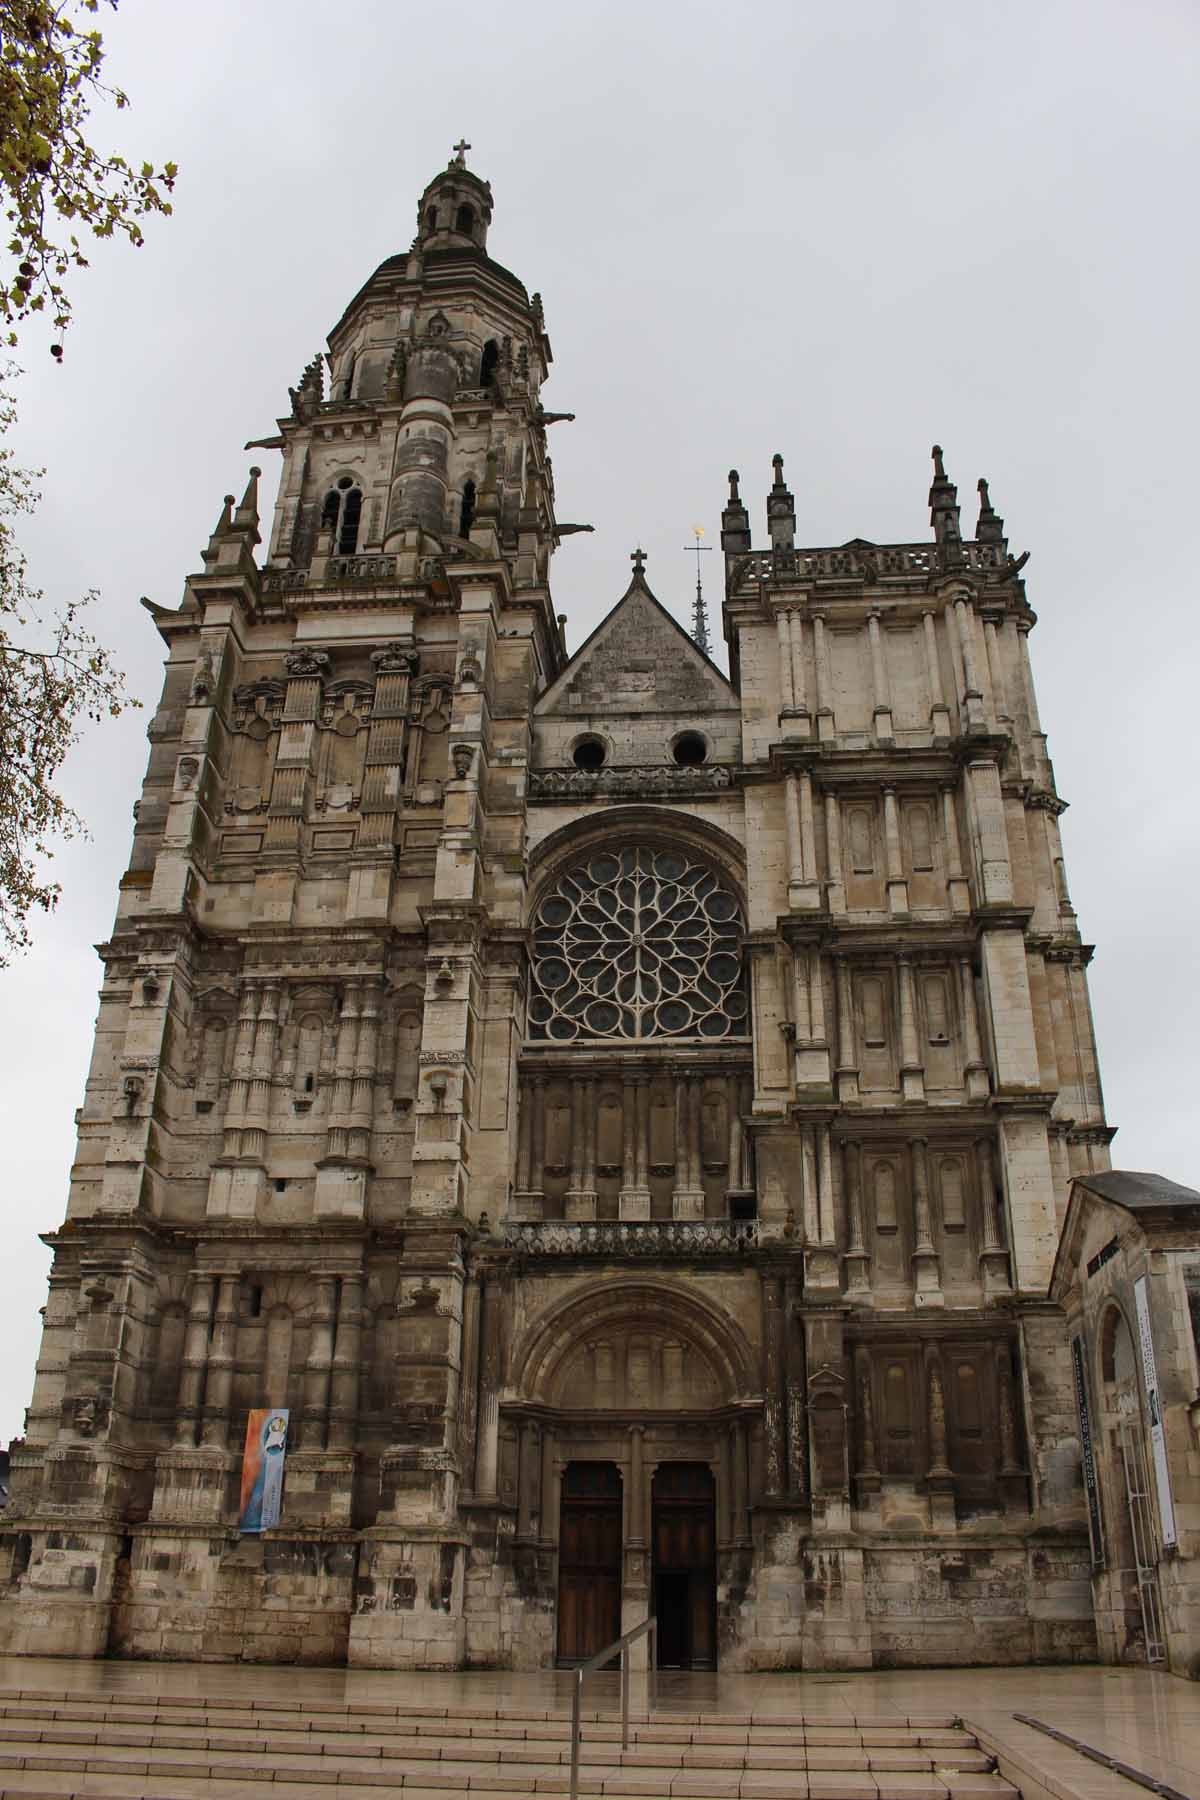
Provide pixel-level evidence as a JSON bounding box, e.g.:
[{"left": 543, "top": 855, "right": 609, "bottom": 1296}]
[
  {"left": 0, "top": 1707, "right": 977, "bottom": 1750},
  {"left": 0, "top": 1734, "right": 997, "bottom": 1772},
  {"left": 0, "top": 1769, "right": 1018, "bottom": 1800},
  {"left": 0, "top": 1694, "right": 962, "bottom": 1730}
]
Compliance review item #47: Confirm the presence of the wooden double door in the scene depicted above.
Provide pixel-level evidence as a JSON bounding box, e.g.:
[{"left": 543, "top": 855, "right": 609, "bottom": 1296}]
[
  {"left": 555, "top": 1457, "right": 718, "bottom": 1670},
  {"left": 651, "top": 1462, "right": 716, "bottom": 1670},
  {"left": 556, "top": 1461, "right": 622, "bottom": 1665}
]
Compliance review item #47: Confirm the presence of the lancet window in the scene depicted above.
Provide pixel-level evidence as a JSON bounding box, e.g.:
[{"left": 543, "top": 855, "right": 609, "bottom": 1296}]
[
  {"left": 320, "top": 476, "right": 363, "bottom": 556},
  {"left": 528, "top": 846, "right": 747, "bottom": 1043}
]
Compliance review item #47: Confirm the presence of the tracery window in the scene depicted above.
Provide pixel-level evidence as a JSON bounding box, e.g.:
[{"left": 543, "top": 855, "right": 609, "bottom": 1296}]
[{"left": 529, "top": 847, "right": 747, "bottom": 1042}]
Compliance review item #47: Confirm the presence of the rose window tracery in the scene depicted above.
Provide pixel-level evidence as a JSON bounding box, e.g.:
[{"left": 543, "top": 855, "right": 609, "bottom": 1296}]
[{"left": 529, "top": 847, "right": 747, "bottom": 1042}]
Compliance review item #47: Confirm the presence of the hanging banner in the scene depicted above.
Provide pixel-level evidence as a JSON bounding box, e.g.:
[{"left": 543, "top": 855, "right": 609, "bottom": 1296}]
[
  {"left": 1071, "top": 1335, "right": 1104, "bottom": 1569},
  {"left": 1133, "top": 1277, "right": 1177, "bottom": 1550},
  {"left": 239, "top": 1409, "right": 289, "bottom": 1534}
]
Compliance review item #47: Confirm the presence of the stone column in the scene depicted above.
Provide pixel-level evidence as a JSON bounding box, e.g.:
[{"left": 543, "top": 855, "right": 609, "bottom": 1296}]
[
  {"left": 673, "top": 1077, "right": 705, "bottom": 1219},
  {"left": 628, "top": 1423, "right": 647, "bottom": 1549},
  {"left": 565, "top": 1079, "right": 595, "bottom": 1219},
  {"left": 834, "top": 957, "right": 859, "bottom": 1102},
  {"left": 882, "top": 787, "right": 908, "bottom": 915},
  {"left": 976, "top": 1135, "right": 1012, "bottom": 1296},
  {"left": 800, "top": 1123, "right": 820, "bottom": 1244},
  {"left": 785, "top": 774, "right": 805, "bottom": 902},
  {"left": 923, "top": 608, "right": 951, "bottom": 741},
  {"left": 517, "top": 1419, "right": 539, "bottom": 1539},
  {"left": 843, "top": 1141, "right": 871, "bottom": 1298},
  {"left": 243, "top": 980, "right": 279, "bottom": 1164},
  {"left": 824, "top": 791, "right": 845, "bottom": 912},
  {"left": 952, "top": 595, "right": 986, "bottom": 733},
  {"left": 328, "top": 1273, "right": 364, "bottom": 1451},
  {"left": 359, "top": 647, "right": 415, "bottom": 857},
  {"left": 719, "top": 1431, "right": 734, "bottom": 1545},
  {"left": 867, "top": 610, "right": 894, "bottom": 742},
  {"left": 959, "top": 956, "right": 990, "bottom": 1100},
  {"left": 619, "top": 1077, "right": 651, "bottom": 1220},
  {"left": 776, "top": 610, "right": 795, "bottom": 712},
  {"left": 786, "top": 1286, "right": 809, "bottom": 1499},
  {"left": 635, "top": 1079, "right": 651, "bottom": 1192},
  {"left": 348, "top": 982, "right": 380, "bottom": 1161},
  {"left": 942, "top": 786, "right": 971, "bottom": 915},
  {"left": 926, "top": 1351, "right": 951, "bottom": 1477},
  {"left": 1017, "top": 619, "right": 1053, "bottom": 786},
  {"left": 813, "top": 612, "right": 835, "bottom": 739},
  {"left": 817, "top": 1124, "right": 836, "bottom": 1246},
  {"left": 175, "top": 1272, "right": 215, "bottom": 1446},
  {"left": 538, "top": 1422, "right": 556, "bottom": 1540},
  {"left": 221, "top": 984, "right": 259, "bottom": 1159},
  {"left": 618, "top": 1076, "right": 638, "bottom": 1216},
  {"left": 982, "top": 614, "right": 1011, "bottom": 722},
  {"left": 325, "top": 982, "right": 361, "bottom": 1161},
  {"left": 762, "top": 1275, "right": 786, "bottom": 1498},
  {"left": 897, "top": 956, "right": 925, "bottom": 1102},
  {"left": 787, "top": 611, "right": 809, "bottom": 728},
  {"left": 514, "top": 1079, "right": 533, "bottom": 1192},
  {"left": 732, "top": 1418, "right": 749, "bottom": 1543},
  {"left": 925, "top": 1348, "right": 955, "bottom": 1525},
  {"left": 856, "top": 1347, "right": 880, "bottom": 1492},
  {"left": 529, "top": 1076, "right": 546, "bottom": 1206},
  {"left": 200, "top": 1273, "right": 241, "bottom": 1449},
  {"left": 799, "top": 771, "right": 818, "bottom": 894},
  {"left": 301, "top": 1274, "right": 338, "bottom": 1450},
  {"left": 456, "top": 1273, "right": 482, "bottom": 1484},
  {"left": 473, "top": 1277, "right": 501, "bottom": 1499},
  {"left": 910, "top": 1139, "right": 942, "bottom": 1306}
]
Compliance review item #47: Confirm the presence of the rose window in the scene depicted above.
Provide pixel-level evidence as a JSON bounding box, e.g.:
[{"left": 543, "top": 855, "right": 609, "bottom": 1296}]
[{"left": 529, "top": 847, "right": 748, "bottom": 1042}]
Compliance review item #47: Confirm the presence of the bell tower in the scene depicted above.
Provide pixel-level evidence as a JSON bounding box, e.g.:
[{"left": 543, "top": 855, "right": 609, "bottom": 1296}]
[{"left": 0, "top": 147, "right": 581, "bottom": 1670}]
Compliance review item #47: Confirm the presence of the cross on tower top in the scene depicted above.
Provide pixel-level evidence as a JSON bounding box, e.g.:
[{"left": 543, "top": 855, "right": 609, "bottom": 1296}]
[
  {"left": 452, "top": 138, "right": 471, "bottom": 167},
  {"left": 630, "top": 546, "right": 647, "bottom": 577}
]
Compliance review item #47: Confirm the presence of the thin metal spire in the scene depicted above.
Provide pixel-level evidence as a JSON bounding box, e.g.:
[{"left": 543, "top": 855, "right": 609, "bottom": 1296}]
[{"left": 683, "top": 526, "right": 712, "bottom": 656}]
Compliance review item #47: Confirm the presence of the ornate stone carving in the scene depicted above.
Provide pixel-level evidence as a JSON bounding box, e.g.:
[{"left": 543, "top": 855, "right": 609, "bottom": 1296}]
[
  {"left": 502, "top": 1219, "right": 758, "bottom": 1257},
  {"left": 285, "top": 648, "right": 331, "bottom": 679},
  {"left": 189, "top": 648, "right": 215, "bottom": 704},
  {"left": 530, "top": 764, "right": 732, "bottom": 800},
  {"left": 371, "top": 646, "right": 418, "bottom": 676}
]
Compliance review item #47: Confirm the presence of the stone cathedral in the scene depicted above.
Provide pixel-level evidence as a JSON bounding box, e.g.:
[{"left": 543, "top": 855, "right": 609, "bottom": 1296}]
[{"left": 0, "top": 149, "right": 1117, "bottom": 1672}]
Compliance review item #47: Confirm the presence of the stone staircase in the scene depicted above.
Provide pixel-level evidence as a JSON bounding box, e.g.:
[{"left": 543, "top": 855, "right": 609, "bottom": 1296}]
[{"left": 0, "top": 1685, "right": 1020, "bottom": 1799}]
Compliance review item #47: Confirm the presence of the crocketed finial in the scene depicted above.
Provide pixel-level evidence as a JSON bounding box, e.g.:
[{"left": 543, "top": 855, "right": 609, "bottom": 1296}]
[{"left": 975, "top": 476, "right": 1007, "bottom": 545}]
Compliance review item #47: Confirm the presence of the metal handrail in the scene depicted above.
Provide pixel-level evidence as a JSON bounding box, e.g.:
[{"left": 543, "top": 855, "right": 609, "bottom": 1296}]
[{"left": 568, "top": 1614, "right": 656, "bottom": 1800}]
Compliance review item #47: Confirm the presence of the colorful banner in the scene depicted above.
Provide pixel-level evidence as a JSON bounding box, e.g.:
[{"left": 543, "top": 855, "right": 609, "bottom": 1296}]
[
  {"left": 239, "top": 1408, "right": 289, "bottom": 1534},
  {"left": 1133, "top": 1277, "right": 1177, "bottom": 1550},
  {"left": 1071, "top": 1335, "right": 1104, "bottom": 1569}
]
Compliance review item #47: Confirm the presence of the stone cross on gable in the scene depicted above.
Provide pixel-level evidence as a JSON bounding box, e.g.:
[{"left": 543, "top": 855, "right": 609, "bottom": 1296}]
[
  {"left": 630, "top": 547, "right": 647, "bottom": 577},
  {"left": 452, "top": 139, "right": 471, "bottom": 166}
]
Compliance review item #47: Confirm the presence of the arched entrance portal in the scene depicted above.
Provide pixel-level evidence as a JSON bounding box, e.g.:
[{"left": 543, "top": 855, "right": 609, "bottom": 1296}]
[
  {"left": 515, "top": 1281, "right": 757, "bottom": 1673},
  {"left": 652, "top": 1463, "right": 716, "bottom": 1669}
]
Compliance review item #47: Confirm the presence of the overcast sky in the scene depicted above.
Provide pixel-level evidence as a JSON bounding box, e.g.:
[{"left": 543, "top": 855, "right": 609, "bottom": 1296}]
[{"left": 0, "top": 0, "right": 1195, "bottom": 1440}]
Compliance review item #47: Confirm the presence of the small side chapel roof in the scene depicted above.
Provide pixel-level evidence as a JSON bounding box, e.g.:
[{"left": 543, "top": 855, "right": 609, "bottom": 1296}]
[
  {"left": 1071, "top": 1170, "right": 1200, "bottom": 1212},
  {"left": 536, "top": 550, "right": 737, "bottom": 712},
  {"left": 1049, "top": 1169, "right": 1200, "bottom": 1300}
]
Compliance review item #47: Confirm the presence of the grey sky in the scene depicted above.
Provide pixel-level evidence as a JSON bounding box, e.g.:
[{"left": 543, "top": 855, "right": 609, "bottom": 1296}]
[{"left": 0, "top": 0, "right": 1196, "bottom": 1439}]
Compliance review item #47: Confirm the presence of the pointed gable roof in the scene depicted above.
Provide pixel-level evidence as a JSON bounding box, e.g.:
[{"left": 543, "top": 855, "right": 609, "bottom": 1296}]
[{"left": 536, "top": 560, "right": 736, "bottom": 716}]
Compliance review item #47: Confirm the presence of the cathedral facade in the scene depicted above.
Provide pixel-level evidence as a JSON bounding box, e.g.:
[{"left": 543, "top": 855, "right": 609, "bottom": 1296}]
[{"left": 0, "top": 151, "right": 1116, "bottom": 1670}]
